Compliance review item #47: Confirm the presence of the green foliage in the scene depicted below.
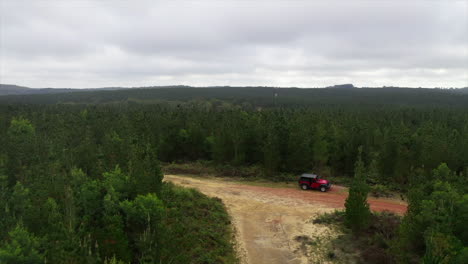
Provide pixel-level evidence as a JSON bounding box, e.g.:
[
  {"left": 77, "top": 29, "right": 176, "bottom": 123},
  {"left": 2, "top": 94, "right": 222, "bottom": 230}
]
[
  {"left": 120, "top": 194, "right": 164, "bottom": 234},
  {"left": 2, "top": 86, "right": 467, "bottom": 107},
  {"left": 104, "top": 256, "right": 128, "bottom": 264},
  {"left": 432, "top": 163, "right": 453, "bottom": 182},
  {"left": 9, "top": 182, "right": 32, "bottom": 223},
  {"left": 160, "top": 183, "right": 238, "bottom": 264},
  {"left": 103, "top": 166, "right": 129, "bottom": 200},
  {"left": 0, "top": 171, "right": 9, "bottom": 238},
  {"left": 7, "top": 118, "right": 35, "bottom": 142},
  {"left": 370, "top": 184, "right": 393, "bottom": 198},
  {"left": 262, "top": 129, "right": 281, "bottom": 176},
  {"left": 0, "top": 225, "right": 43, "bottom": 264},
  {"left": 314, "top": 210, "right": 401, "bottom": 263},
  {"left": 423, "top": 232, "right": 462, "bottom": 264},
  {"left": 454, "top": 248, "right": 468, "bottom": 264},
  {"left": 312, "top": 123, "right": 329, "bottom": 170},
  {"left": 345, "top": 147, "right": 371, "bottom": 234},
  {"left": 0, "top": 90, "right": 467, "bottom": 263},
  {"left": 6, "top": 118, "right": 36, "bottom": 184},
  {"left": 312, "top": 210, "right": 345, "bottom": 225},
  {"left": 0, "top": 131, "right": 237, "bottom": 264},
  {"left": 120, "top": 194, "right": 164, "bottom": 263},
  {"left": 455, "top": 194, "right": 468, "bottom": 245},
  {"left": 394, "top": 163, "right": 468, "bottom": 263},
  {"left": 367, "top": 152, "right": 380, "bottom": 184},
  {"left": 1, "top": 101, "right": 467, "bottom": 185},
  {"left": 128, "top": 144, "right": 163, "bottom": 196}
]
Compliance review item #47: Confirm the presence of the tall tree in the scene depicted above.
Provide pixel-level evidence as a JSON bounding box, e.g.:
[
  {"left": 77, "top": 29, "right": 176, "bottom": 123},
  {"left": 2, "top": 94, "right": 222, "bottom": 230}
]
[
  {"left": 120, "top": 193, "right": 164, "bottom": 263},
  {"left": 6, "top": 118, "right": 36, "bottom": 185},
  {"left": 345, "top": 147, "right": 371, "bottom": 234},
  {"left": 312, "top": 123, "right": 329, "bottom": 172},
  {"left": 0, "top": 225, "right": 43, "bottom": 264},
  {"left": 395, "top": 164, "right": 468, "bottom": 263},
  {"left": 128, "top": 144, "right": 163, "bottom": 196}
]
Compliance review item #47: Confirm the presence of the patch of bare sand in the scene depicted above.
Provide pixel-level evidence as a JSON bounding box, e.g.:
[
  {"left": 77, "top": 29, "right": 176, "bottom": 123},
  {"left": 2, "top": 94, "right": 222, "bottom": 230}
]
[{"left": 164, "top": 175, "right": 342, "bottom": 264}]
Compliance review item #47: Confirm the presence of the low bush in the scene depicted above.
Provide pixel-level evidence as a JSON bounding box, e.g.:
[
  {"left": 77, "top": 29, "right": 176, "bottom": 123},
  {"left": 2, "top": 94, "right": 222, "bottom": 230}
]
[
  {"left": 160, "top": 182, "right": 238, "bottom": 264},
  {"left": 312, "top": 210, "right": 345, "bottom": 225},
  {"left": 370, "top": 184, "right": 393, "bottom": 198},
  {"left": 361, "top": 246, "right": 394, "bottom": 264},
  {"left": 314, "top": 210, "right": 401, "bottom": 263},
  {"left": 368, "top": 211, "right": 401, "bottom": 241},
  {"left": 162, "top": 160, "right": 217, "bottom": 175},
  {"left": 163, "top": 161, "right": 292, "bottom": 181}
]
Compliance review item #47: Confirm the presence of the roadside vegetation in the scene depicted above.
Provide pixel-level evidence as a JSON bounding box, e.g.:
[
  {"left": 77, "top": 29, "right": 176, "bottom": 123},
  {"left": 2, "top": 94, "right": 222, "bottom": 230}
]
[
  {"left": 1, "top": 98, "right": 467, "bottom": 191},
  {"left": 313, "top": 158, "right": 468, "bottom": 263},
  {"left": 312, "top": 210, "right": 401, "bottom": 263},
  {"left": 0, "top": 118, "right": 237, "bottom": 263}
]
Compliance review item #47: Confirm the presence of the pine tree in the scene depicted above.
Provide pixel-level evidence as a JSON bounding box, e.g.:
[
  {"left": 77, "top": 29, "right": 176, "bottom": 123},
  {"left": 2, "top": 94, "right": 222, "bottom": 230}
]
[
  {"left": 367, "top": 152, "right": 380, "bottom": 184},
  {"left": 312, "top": 123, "right": 329, "bottom": 171},
  {"left": 6, "top": 118, "right": 36, "bottom": 185},
  {"left": 120, "top": 193, "right": 164, "bottom": 263},
  {"left": 0, "top": 225, "right": 43, "bottom": 264},
  {"left": 345, "top": 146, "right": 371, "bottom": 234},
  {"left": 128, "top": 143, "right": 163, "bottom": 196}
]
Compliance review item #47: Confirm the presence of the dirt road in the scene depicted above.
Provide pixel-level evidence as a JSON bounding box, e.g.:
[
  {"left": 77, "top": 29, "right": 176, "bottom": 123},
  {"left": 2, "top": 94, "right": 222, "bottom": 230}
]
[{"left": 164, "top": 175, "right": 407, "bottom": 264}]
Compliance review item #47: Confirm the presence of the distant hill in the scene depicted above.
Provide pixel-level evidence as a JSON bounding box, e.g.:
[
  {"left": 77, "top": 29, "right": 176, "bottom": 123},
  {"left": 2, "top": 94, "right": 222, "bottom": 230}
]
[
  {"left": 0, "top": 84, "right": 127, "bottom": 96},
  {"left": 0, "top": 84, "right": 35, "bottom": 95},
  {"left": 326, "top": 84, "right": 355, "bottom": 89},
  {"left": 1, "top": 84, "right": 467, "bottom": 107},
  {"left": 456, "top": 87, "right": 468, "bottom": 94}
]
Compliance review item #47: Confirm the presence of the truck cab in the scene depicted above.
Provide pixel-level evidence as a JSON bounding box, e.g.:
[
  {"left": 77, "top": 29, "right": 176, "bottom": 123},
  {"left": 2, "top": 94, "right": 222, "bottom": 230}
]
[{"left": 298, "top": 173, "right": 331, "bottom": 192}]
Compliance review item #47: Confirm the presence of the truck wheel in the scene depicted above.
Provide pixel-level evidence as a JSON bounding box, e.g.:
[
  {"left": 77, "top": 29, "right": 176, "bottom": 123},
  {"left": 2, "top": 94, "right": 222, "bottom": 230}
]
[
  {"left": 301, "top": 184, "right": 308, "bottom": 190},
  {"left": 320, "top": 186, "right": 327, "bottom": 192}
]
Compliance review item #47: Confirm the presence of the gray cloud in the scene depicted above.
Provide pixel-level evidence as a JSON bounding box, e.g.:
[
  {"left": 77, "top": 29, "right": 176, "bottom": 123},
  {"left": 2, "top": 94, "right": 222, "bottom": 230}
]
[{"left": 0, "top": 0, "right": 467, "bottom": 88}]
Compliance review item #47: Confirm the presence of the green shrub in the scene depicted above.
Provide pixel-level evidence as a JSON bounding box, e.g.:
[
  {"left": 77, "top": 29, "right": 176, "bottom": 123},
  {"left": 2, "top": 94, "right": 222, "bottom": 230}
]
[
  {"left": 160, "top": 182, "right": 238, "bottom": 264},
  {"left": 313, "top": 210, "right": 345, "bottom": 225},
  {"left": 345, "top": 148, "right": 371, "bottom": 234},
  {"left": 370, "top": 184, "right": 393, "bottom": 198}
]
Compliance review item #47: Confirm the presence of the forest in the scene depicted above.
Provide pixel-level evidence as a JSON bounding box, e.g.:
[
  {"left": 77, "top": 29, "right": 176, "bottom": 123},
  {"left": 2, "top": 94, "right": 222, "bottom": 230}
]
[
  {"left": 0, "top": 87, "right": 467, "bottom": 263},
  {"left": 1, "top": 85, "right": 468, "bottom": 107}
]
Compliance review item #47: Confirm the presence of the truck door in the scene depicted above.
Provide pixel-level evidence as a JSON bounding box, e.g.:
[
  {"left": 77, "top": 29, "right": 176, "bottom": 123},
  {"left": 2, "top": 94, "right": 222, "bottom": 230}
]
[{"left": 311, "top": 178, "right": 320, "bottom": 189}]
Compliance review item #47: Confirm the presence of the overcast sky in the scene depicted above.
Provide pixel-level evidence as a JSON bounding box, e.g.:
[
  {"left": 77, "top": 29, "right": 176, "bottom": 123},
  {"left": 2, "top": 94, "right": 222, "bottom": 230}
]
[{"left": 0, "top": 0, "right": 467, "bottom": 88}]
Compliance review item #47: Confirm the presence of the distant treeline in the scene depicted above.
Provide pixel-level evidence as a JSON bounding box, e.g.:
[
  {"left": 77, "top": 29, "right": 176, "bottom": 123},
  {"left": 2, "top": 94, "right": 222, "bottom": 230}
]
[
  {"left": 1, "top": 102, "right": 466, "bottom": 188},
  {"left": 1, "top": 86, "right": 468, "bottom": 107}
]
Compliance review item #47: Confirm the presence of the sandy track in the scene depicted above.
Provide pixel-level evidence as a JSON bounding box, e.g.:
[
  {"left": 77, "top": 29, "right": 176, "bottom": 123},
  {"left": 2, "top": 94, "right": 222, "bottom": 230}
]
[{"left": 164, "top": 175, "right": 407, "bottom": 264}]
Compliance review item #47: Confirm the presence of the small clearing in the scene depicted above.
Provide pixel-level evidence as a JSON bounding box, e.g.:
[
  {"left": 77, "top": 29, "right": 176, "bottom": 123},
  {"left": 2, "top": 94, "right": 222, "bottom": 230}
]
[{"left": 164, "top": 175, "right": 407, "bottom": 264}]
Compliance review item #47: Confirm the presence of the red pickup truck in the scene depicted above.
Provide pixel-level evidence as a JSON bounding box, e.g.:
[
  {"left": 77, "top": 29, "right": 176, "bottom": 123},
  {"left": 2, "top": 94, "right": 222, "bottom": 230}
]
[{"left": 298, "top": 173, "right": 331, "bottom": 192}]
